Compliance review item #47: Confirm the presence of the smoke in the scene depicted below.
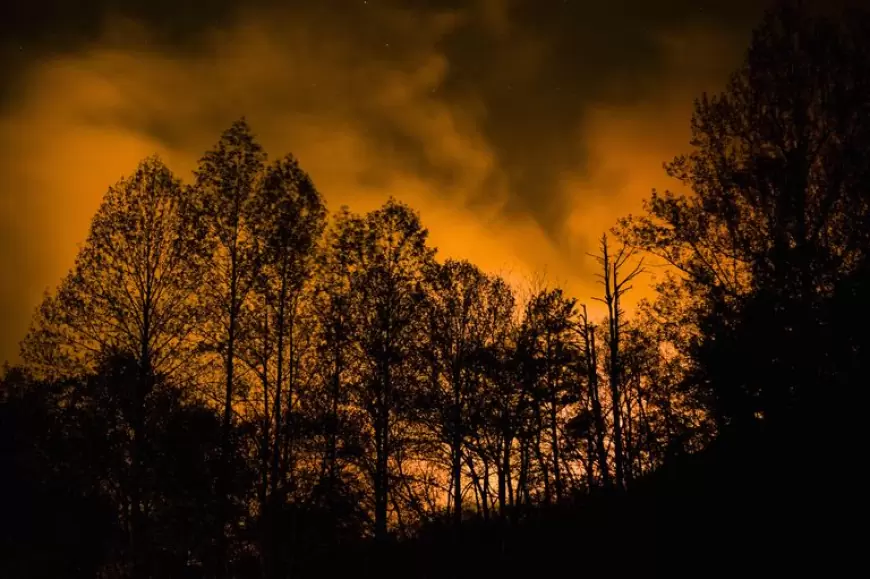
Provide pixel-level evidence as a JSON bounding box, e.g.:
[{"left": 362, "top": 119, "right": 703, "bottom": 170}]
[{"left": 0, "top": 0, "right": 759, "bottom": 363}]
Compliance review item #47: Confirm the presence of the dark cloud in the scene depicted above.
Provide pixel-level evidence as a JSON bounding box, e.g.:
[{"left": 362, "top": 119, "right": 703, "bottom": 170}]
[
  {"left": 2, "top": 0, "right": 240, "bottom": 47},
  {"left": 431, "top": 0, "right": 768, "bottom": 240}
]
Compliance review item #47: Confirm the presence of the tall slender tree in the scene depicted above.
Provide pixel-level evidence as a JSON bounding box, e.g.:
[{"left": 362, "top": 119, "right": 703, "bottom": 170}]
[
  {"left": 192, "top": 118, "right": 267, "bottom": 576},
  {"left": 346, "top": 198, "right": 435, "bottom": 541},
  {"left": 578, "top": 304, "right": 610, "bottom": 488},
  {"left": 427, "top": 259, "right": 490, "bottom": 526},
  {"left": 313, "top": 208, "right": 360, "bottom": 498},
  {"left": 230, "top": 153, "right": 326, "bottom": 576},
  {"left": 263, "top": 154, "right": 326, "bottom": 494},
  {"left": 592, "top": 235, "right": 644, "bottom": 489}
]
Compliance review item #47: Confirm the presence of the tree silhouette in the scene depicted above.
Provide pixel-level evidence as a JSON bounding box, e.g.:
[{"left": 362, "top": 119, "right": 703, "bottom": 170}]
[
  {"left": 577, "top": 304, "right": 610, "bottom": 489},
  {"left": 312, "top": 207, "right": 361, "bottom": 503},
  {"left": 591, "top": 235, "right": 644, "bottom": 489},
  {"left": 343, "top": 199, "right": 435, "bottom": 542},
  {"left": 238, "top": 153, "right": 326, "bottom": 577},
  {"left": 425, "top": 259, "right": 490, "bottom": 526},
  {"left": 518, "top": 287, "right": 581, "bottom": 502},
  {"left": 1, "top": 367, "right": 119, "bottom": 578},
  {"left": 21, "top": 156, "right": 207, "bottom": 381},
  {"left": 192, "top": 117, "right": 267, "bottom": 576},
  {"left": 1, "top": 352, "right": 245, "bottom": 578},
  {"left": 618, "top": 0, "right": 870, "bottom": 427},
  {"left": 19, "top": 156, "right": 209, "bottom": 577}
]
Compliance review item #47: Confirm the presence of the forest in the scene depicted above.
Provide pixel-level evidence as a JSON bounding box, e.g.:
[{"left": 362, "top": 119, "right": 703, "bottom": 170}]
[{"left": 2, "top": 2, "right": 868, "bottom": 577}]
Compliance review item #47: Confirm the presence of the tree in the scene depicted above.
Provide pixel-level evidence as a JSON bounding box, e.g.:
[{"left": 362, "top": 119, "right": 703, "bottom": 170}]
[
  {"left": 258, "top": 154, "right": 326, "bottom": 502},
  {"left": 518, "top": 287, "right": 581, "bottom": 502},
  {"left": 344, "top": 198, "right": 435, "bottom": 541},
  {"left": 617, "top": 1, "right": 870, "bottom": 426},
  {"left": 21, "top": 156, "right": 207, "bottom": 381},
  {"left": 193, "top": 117, "right": 267, "bottom": 575},
  {"left": 231, "top": 152, "right": 326, "bottom": 576},
  {"left": 19, "top": 156, "right": 208, "bottom": 577},
  {"left": 312, "top": 208, "right": 360, "bottom": 499},
  {"left": 0, "top": 366, "right": 120, "bottom": 579},
  {"left": 426, "top": 259, "right": 490, "bottom": 526},
  {"left": 1, "top": 353, "right": 243, "bottom": 579},
  {"left": 462, "top": 275, "right": 518, "bottom": 519},
  {"left": 592, "top": 235, "right": 644, "bottom": 489},
  {"left": 577, "top": 304, "right": 610, "bottom": 489}
]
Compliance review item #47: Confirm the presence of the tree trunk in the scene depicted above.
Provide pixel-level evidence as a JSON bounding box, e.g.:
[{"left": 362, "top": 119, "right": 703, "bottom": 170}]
[
  {"left": 600, "top": 245, "right": 625, "bottom": 490},
  {"left": 217, "top": 249, "right": 239, "bottom": 579},
  {"left": 585, "top": 431, "right": 596, "bottom": 489},
  {"left": 549, "top": 387, "right": 562, "bottom": 502},
  {"left": 582, "top": 308, "right": 610, "bottom": 489},
  {"left": 499, "top": 428, "right": 513, "bottom": 518},
  {"left": 519, "top": 440, "right": 531, "bottom": 507},
  {"left": 271, "top": 270, "right": 287, "bottom": 499},
  {"left": 452, "top": 363, "right": 463, "bottom": 527},
  {"left": 261, "top": 305, "right": 271, "bottom": 505},
  {"left": 281, "top": 301, "right": 298, "bottom": 493},
  {"left": 482, "top": 458, "right": 491, "bottom": 520},
  {"left": 374, "top": 358, "right": 390, "bottom": 542},
  {"left": 609, "top": 299, "right": 625, "bottom": 490},
  {"left": 533, "top": 406, "right": 550, "bottom": 503},
  {"left": 131, "top": 301, "right": 151, "bottom": 579},
  {"left": 328, "top": 341, "right": 341, "bottom": 491}
]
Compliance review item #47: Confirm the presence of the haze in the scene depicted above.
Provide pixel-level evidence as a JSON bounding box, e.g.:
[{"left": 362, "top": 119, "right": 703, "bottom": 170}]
[{"left": 0, "top": 0, "right": 768, "bottom": 364}]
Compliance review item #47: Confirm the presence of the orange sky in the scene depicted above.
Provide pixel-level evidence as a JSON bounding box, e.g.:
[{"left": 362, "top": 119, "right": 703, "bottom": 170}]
[{"left": 0, "top": 0, "right": 763, "bottom": 365}]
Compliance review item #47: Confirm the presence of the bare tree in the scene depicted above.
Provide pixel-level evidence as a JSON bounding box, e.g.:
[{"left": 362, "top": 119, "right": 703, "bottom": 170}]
[
  {"left": 578, "top": 304, "right": 610, "bottom": 488},
  {"left": 592, "top": 234, "right": 645, "bottom": 489}
]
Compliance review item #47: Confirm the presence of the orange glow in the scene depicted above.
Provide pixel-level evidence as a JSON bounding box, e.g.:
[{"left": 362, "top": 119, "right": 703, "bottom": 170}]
[{"left": 0, "top": 4, "right": 751, "bottom": 365}]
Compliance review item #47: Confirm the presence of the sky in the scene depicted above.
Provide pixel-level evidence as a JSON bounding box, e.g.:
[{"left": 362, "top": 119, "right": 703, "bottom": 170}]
[{"left": 0, "top": 0, "right": 773, "bottom": 365}]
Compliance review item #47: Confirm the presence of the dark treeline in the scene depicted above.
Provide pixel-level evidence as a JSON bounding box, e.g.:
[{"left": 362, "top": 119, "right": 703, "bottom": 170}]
[{"left": 2, "top": 2, "right": 868, "bottom": 577}]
